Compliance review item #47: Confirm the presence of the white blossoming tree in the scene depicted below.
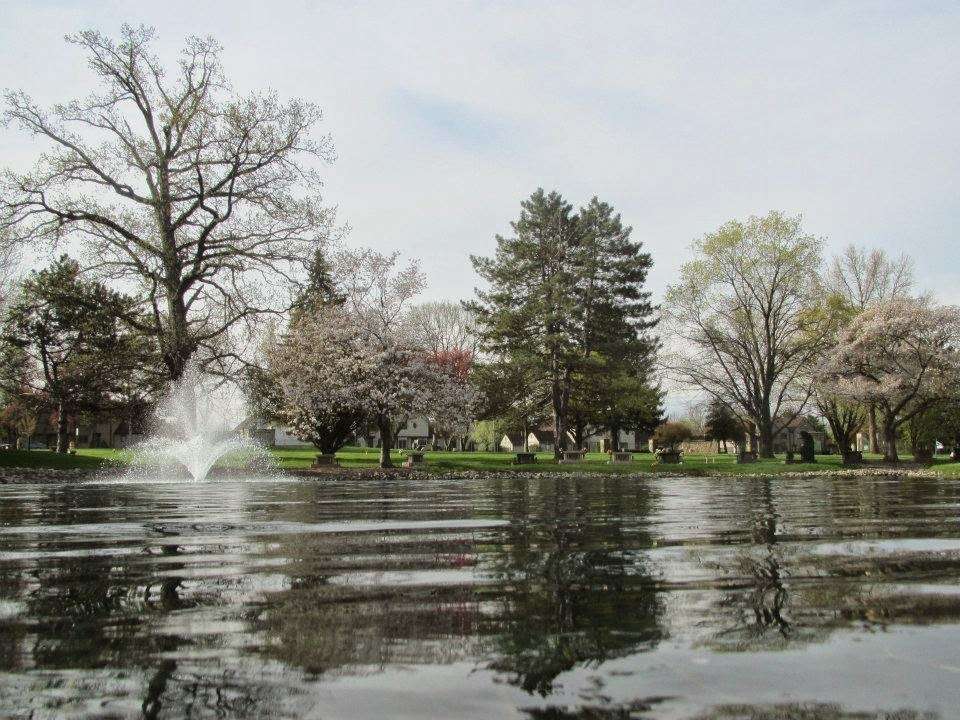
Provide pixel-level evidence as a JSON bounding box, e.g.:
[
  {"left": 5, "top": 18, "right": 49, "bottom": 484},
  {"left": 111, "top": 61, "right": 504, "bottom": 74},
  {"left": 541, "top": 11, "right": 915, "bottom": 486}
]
[
  {"left": 264, "top": 307, "right": 369, "bottom": 456},
  {"left": 263, "top": 248, "right": 479, "bottom": 466},
  {"left": 821, "top": 297, "right": 960, "bottom": 462}
]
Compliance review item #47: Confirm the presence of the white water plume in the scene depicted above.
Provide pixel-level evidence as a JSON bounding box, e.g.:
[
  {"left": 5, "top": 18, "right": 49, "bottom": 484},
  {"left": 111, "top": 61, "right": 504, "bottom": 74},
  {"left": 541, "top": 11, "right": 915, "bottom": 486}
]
[{"left": 125, "top": 365, "right": 275, "bottom": 482}]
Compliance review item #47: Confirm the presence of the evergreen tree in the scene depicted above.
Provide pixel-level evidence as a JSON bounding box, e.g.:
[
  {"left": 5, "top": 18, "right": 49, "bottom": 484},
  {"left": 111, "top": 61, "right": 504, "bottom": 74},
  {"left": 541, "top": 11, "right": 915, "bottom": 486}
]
[
  {"left": 0, "top": 256, "right": 146, "bottom": 452},
  {"left": 468, "top": 189, "right": 659, "bottom": 459},
  {"left": 704, "top": 398, "right": 743, "bottom": 453},
  {"left": 467, "top": 190, "right": 582, "bottom": 458},
  {"left": 292, "top": 249, "right": 344, "bottom": 322}
]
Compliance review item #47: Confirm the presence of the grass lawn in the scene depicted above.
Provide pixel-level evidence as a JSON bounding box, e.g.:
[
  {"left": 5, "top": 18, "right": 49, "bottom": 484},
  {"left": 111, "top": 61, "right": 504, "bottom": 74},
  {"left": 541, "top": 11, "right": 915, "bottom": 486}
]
[{"left": 3, "top": 445, "right": 960, "bottom": 477}]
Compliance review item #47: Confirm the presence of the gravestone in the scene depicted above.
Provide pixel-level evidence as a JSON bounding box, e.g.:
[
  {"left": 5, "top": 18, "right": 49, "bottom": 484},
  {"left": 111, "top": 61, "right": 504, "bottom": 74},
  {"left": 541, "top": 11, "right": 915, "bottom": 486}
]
[
  {"left": 799, "top": 431, "right": 816, "bottom": 463},
  {"left": 312, "top": 454, "right": 339, "bottom": 468},
  {"left": 403, "top": 451, "right": 426, "bottom": 468}
]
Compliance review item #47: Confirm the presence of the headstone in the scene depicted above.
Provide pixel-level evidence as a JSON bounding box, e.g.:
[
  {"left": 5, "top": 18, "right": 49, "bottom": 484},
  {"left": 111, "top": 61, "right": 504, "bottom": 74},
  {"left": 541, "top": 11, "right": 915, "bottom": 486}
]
[
  {"left": 402, "top": 451, "right": 426, "bottom": 468},
  {"left": 655, "top": 450, "right": 683, "bottom": 464},
  {"left": 312, "top": 453, "right": 339, "bottom": 468},
  {"left": 799, "top": 431, "right": 816, "bottom": 463},
  {"left": 842, "top": 450, "right": 863, "bottom": 466}
]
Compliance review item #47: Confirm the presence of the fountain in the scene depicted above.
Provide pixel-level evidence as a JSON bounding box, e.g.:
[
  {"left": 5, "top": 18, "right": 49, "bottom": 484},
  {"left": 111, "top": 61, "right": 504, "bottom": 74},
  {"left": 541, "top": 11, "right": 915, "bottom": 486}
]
[{"left": 125, "top": 364, "right": 276, "bottom": 482}]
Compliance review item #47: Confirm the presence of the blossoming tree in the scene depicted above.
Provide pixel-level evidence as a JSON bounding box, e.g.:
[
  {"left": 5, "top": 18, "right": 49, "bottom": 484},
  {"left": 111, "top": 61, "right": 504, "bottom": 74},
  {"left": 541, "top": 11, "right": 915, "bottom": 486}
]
[{"left": 821, "top": 297, "right": 960, "bottom": 462}]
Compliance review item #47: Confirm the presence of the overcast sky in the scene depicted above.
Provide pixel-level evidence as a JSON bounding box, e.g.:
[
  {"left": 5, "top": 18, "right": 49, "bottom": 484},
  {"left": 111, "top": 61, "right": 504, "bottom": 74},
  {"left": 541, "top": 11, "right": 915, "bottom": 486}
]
[{"left": 2, "top": 1, "right": 958, "bottom": 307}]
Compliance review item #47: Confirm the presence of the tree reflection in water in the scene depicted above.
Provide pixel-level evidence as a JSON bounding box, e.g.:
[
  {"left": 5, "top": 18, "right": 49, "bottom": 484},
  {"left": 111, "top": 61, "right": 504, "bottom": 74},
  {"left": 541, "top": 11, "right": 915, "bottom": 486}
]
[
  {"left": 2, "top": 475, "right": 960, "bottom": 717},
  {"left": 483, "top": 476, "right": 663, "bottom": 696},
  {"left": 254, "top": 475, "right": 665, "bottom": 697}
]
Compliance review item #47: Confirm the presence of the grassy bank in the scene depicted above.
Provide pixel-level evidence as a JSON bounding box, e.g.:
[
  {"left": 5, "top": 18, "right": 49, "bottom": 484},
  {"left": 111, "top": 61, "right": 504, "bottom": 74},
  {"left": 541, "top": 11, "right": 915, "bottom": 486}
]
[{"left": 2, "top": 445, "right": 960, "bottom": 476}]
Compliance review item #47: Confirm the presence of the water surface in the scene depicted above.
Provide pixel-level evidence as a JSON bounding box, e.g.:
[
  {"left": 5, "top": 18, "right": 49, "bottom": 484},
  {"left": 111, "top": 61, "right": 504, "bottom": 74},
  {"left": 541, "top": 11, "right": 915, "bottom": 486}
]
[{"left": 1, "top": 475, "right": 958, "bottom": 718}]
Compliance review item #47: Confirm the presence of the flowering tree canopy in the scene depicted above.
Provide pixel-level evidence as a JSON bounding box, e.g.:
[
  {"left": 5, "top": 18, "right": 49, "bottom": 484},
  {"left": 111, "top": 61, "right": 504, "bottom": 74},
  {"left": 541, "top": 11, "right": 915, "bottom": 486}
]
[{"left": 820, "top": 297, "right": 960, "bottom": 461}]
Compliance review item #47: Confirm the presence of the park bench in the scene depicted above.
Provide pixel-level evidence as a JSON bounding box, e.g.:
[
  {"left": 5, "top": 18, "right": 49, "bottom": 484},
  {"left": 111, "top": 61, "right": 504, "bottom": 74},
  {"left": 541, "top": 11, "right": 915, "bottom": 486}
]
[
  {"left": 561, "top": 450, "right": 586, "bottom": 463},
  {"left": 514, "top": 452, "right": 536, "bottom": 464},
  {"left": 610, "top": 451, "right": 632, "bottom": 464}
]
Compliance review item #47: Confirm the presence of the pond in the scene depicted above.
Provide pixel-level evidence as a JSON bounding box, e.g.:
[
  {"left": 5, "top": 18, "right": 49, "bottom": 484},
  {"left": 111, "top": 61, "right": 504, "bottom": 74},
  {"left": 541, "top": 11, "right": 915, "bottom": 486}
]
[{"left": 1, "top": 474, "right": 959, "bottom": 719}]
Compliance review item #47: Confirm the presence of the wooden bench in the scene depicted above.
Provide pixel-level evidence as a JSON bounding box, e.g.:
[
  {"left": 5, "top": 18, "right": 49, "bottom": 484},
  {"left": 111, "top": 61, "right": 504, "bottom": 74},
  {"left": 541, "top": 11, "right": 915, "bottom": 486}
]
[
  {"left": 561, "top": 450, "right": 586, "bottom": 463},
  {"left": 610, "top": 451, "right": 633, "bottom": 464},
  {"left": 514, "top": 452, "right": 537, "bottom": 464}
]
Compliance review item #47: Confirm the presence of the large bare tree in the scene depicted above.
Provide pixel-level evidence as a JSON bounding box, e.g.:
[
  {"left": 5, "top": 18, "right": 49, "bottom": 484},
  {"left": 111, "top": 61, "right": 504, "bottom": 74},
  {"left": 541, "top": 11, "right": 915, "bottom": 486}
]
[
  {"left": 1, "top": 26, "right": 337, "bottom": 381},
  {"left": 664, "top": 212, "right": 828, "bottom": 457}
]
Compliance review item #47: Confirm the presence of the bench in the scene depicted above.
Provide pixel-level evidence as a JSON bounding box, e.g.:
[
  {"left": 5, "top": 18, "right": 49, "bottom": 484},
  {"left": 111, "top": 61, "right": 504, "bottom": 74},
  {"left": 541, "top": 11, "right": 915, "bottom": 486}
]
[
  {"left": 610, "top": 452, "right": 633, "bottom": 464},
  {"left": 561, "top": 450, "right": 586, "bottom": 463},
  {"left": 514, "top": 452, "right": 537, "bottom": 464}
]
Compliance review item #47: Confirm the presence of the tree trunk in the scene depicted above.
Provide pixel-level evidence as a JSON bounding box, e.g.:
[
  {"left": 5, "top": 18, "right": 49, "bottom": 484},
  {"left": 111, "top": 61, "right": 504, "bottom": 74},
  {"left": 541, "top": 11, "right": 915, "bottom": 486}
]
[
  {"left": 378, "top": 414, "right": 393, "bottom": 468},
  {"left": 882, "top": 416, "right": 899, "bottom": 463},
  {"left": 868, "top": 404, "right": 880, "bottom": 454},
  {"left": 609, "top": 423, "right": 620, "bottom": 452},
  {"left": 551, "top": 399, "right": 563, "bottom": 459},
  {"left": 55, "top": 402, "right": 69, "bottom": 454},
  {"left": 757, "top": 423, "right": 775, "bottom": 458}
]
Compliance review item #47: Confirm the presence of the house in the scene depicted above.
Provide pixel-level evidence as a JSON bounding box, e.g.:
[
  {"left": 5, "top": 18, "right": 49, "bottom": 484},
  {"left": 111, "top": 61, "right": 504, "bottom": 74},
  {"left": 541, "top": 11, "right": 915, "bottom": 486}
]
[
  {"left": 500, "top": 432, "right": 527, "bottom": 452},
  {"left": 239, "top": 419, "right": 310, "bottom": 448},
  {"left": 582, "top": 429, "right": 649, "bottom": 452},
  {"left": 499, "top": 428, "right": 578, "bottom": 453},
  {"left": 354, "top": 416, "right": 432, "bottom": 450},
  {"left": 771, "top": 417, "right": 827, "bottom": 454}
]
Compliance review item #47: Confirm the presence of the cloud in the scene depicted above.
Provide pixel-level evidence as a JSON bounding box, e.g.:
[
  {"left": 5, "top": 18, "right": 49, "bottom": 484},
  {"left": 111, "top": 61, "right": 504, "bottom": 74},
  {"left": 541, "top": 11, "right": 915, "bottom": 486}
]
[{"left": 0, "top": 0, "right": 958, "bottom": 309}]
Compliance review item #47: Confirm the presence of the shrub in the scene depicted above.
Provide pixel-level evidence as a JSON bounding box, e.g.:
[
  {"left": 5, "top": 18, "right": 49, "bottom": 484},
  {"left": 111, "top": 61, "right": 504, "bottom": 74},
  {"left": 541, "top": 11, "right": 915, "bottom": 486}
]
[{"left": 652, "top": 422, "right": 694, "bottom": 453}]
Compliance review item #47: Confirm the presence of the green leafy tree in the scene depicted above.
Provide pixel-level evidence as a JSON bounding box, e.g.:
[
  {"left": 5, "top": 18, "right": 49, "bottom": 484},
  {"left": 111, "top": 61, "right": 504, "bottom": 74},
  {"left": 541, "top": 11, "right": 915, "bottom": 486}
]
[
  {"left": 0, "top": 256, "right": 143, "bottom": 452},
  {"left": 664, "top": 212, "right": 828, "bottom": 457},
  {"left": 705, "top": 398, "right": 743, "bottom": 452},
  {"left": 471, "top": 352, "right": 550, "bottom": 452}
]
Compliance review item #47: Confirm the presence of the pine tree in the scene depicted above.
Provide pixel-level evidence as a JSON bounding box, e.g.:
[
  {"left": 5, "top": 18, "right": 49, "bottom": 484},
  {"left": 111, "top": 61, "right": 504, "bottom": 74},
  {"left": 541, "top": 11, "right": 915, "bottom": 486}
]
[
  {"left": 467, "top": 189, "right": 582, "bottom": 459},
  {"left": 468, "top": 189, "right": 659, "bottom": 459},
  {"left": 705, "top": 398, "right": 743, "bottom": 453},
  {"left": 292, "top": 249, "right": 344, "bottom": 322},
  {"left": 0, "top": 256, "right": 146, "bottom": 452}
]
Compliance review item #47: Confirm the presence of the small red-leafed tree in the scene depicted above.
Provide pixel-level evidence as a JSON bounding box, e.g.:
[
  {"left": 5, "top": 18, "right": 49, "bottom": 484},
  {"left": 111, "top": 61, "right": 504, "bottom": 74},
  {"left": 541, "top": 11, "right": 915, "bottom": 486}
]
[
  {"left": 424, "top": 349, "right": 479, "bottom": 450},
  {"left": 821, "top": 297, "right": 960, "bottom": 462}
]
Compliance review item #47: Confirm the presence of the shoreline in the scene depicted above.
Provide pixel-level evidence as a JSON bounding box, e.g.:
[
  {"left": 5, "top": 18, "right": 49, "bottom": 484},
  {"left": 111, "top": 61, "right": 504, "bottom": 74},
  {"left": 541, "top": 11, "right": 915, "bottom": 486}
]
[{"left": 0, "top": 464, "right": 947, "bottom": 485}]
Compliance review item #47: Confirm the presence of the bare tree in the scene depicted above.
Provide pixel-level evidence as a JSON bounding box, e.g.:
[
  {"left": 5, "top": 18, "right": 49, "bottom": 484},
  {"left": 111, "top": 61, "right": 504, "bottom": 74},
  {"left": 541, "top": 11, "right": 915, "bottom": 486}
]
[
  {"left": 406, "top": 301, "right": 479, "bottom": 355},
  {"left": 664, "top": 212, "right": 828, "bottom": 457},
  {"left": 1, "top": 26, "right": 337, "bottom": 381},
  {"left": 824, "top": 244, "right": 914, "bottom": 452},
  {"left": 825, "top": 244, "right": 914, "bottom": 310}
]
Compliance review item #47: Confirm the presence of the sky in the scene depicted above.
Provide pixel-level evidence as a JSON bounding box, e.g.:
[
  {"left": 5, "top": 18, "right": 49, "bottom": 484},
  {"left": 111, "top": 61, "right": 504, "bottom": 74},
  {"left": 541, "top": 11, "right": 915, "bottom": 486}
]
[{"left": 1, "top": 0, "right": 958, "bottom": 310}]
